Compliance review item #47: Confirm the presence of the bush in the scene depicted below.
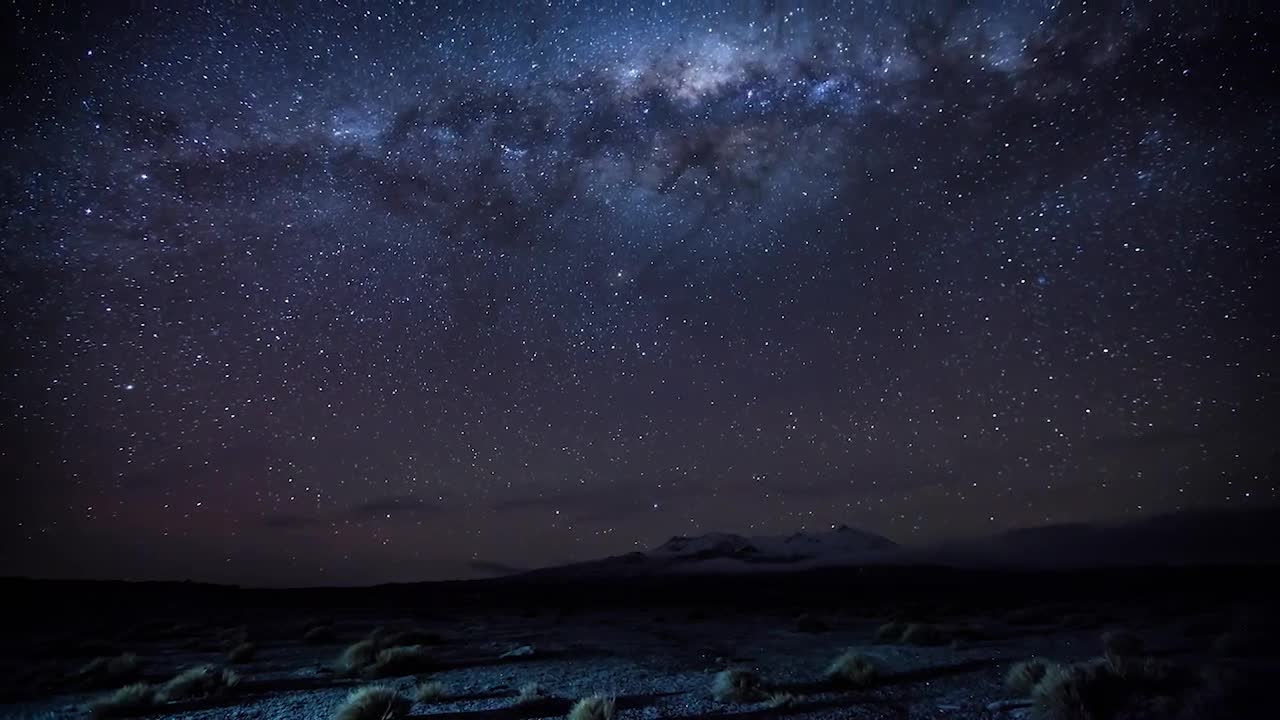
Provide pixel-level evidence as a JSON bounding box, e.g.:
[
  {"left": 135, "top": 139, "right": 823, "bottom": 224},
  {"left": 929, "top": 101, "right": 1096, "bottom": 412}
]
[
  {"left": 1005, "top": 658, "right": 1055, "bottom": 696},
  {"left": 415, "top": 680, "right": 448, "bottom": 702},
  {"left": 227, "top": 642, "right": 256, "bottom": 664},
  {"left": 333, "top": 686, "right": 411, "bottom": 720},
  {"left": 516, "top": 681, "right": 550, "bottom": 706},
  {"left": 156, "top": 665, "right": 240, "bottom": 702},
  {"left": 87, "top": 683, "right": 157, "bottom": 719},
  {"left": 363, "top": 645, "right": 434, "bottom": 678},
  {"left": 337, "top": 639, "right": 380, "bottom": 675},
  {"left": 77, "top": 653, "right": 142, "bottom": 688},
  {"left": 304, "top": 625, "right": 337, "bottom": 644},
  {"left": 766, "top": 691, "right": 797, "bottom": 708},
  {"left": 825, "top": 649, "right": 880, "bottom": 687},
  {"left": 1102, "top": 629, "right": 1144, "bottom": 659},
  {"left": 567, "top": 694, "right": 615, "bottom": 720},
  {"left": 900, "top": 623, "right": 948, "bottom": 646},
  {"left": 875, "top": 621, "right": 906, "bottom": 643},
  {"left": 711, "top": 668, "right": 765, "bottom": 703}
]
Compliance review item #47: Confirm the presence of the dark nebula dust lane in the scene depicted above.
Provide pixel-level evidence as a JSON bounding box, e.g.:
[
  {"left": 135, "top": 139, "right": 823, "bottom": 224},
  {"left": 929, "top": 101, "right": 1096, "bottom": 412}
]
[{"left": 1, "top": 1, "right": 1277, "bottom": 585}]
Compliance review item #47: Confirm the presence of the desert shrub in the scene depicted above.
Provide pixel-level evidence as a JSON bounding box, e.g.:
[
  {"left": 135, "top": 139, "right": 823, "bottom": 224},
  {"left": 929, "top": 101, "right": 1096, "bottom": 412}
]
[
  {"left": 1032, "top": 658, "right": 1199, "bottom": 720},
  {"left": 333, "top": 685, "right": 411, "bottom": 720},
  {"left": 88, "top": 683, "right": 157, "bottom": 719},
  {"left": 1061, "top": 614, "right": 1101, "bottom": 630},
  {"left": 1102, "top": 629, "right": 1144, "bottom": 659},
  {"left": 794, "top": 614, "right": 828, "bottom": 633},
  {"left": 516, "top": 681, "right": 550, "bottom": 705},
  {"left": 338, "top": 639, "right": 380, "bottom": 674},
  {"left": 384, "top": 629, "right": 442, "bottom": 647},
  {"left": 711, "top": 668, "right": 765, "bottom": 703},
  {"left": 415, "top": 680, "right": 449, "bottom": 702},
  {"left": 567, "top": 694, "right": 615, "bottom": 720},
  {"left": 766, "top": 691, "right": 797, "bottom": 708},
  {"left": 1032, "top": 661, "right": 1127, "bottom": 720},
  {"left": 156, "top": 665, "right": 240, "bottom": 702},
  {"left": 304, "top": 625, "right": 337, "bottom": 644},
  {"left": 825, "top": 649, "right": 880, "bottom": 687},
  {"left": 227, "top": 642, "right": 256, "bottom": 664},
  {"left": 1006, "top": 605, "right": 1064, "bottom": 626},
  {"left": 1006, "top": 658, "right": 1056, "bottom": 696},
  {"left": 875, "top": 621, "right": 906, "bottom": 643},
  {"left": 363, "top": 645, "right": 434, "bottom": 678},
  {"left": 901, "top": 623, "right": 948, "bottom": 646},
  {"left": 78, "top": 653, "right": 142, "bottom": 688}
]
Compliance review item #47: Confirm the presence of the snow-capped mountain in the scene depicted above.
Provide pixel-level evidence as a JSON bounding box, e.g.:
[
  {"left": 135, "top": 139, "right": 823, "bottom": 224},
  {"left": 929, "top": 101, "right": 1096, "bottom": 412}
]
[
  {"left": 651, "top": 525, "right": 898, "bottom": 563},
  {"left": 524, "top": 525, "right": 902, "bottom": 578}
]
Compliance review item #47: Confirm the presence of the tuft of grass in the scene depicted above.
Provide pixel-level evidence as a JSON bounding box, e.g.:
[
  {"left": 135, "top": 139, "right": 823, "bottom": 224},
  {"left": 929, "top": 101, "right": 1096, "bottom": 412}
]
[
  {"left": 415, "top": 680, "right": 449, "bottom": 703},
  {"left": 516, "top": 682, "right": 550, "bottom": 706},
  {"left": 794, "top": 614, "right": 828, "bottom": 633},
  {"left": 338, "top": 638, "right": 380, "bottom": 675},
  {"left": 384, "top": 629, "right": 442, "bottom": 647},
  {"left": 711, "top": 668, "right": 766, "bottom": 703},
  {"left": 1102, "top": 629, "right": 1144, "bottom": 659},
  {"left": 1005, "top": 605, "right": 1064, "bottom": 626},
  {"left": 567, "top": 694, "right": 615, "bottom": 720},
  {"left": 333, "top": 685, "right": 411, "bottom": 720},
  {"left": 766, "top": 691, "right": 798, "bottom": 708},
  {"left": 156, "top": 665, "right": 240, "bottom": 702},
  {"left": 304, "top": 625, "right": 337, "bottom": 644},
  {"left": 825, "top": 649, "right": 880, "bottom": 688},
  {"left": 1032, "top": 661, "right": 1127, "bottom": 720},
  {"left": 1031, "top": 657, "right": 1199, "bottom": 720},
  {"left": 1005, "top": 658, "right": 1056, "bottom": 696},
  {"left": 900, "top": 623, "right": 948, "bottom": 646},
  {"left": 78, "top": 653, "right": 142, "bottom": 688},
  {"left": 227, "top": 641, "right": 256, "bottom": 664},
  {"left": 874, "top": 621, "right": 906, "bottom": 643},
  {"left": 88, "top": 683, "right": 157, "bottom": 719},
  {"left": 363, "top": 645, "right": 434, "bottom": 678}
]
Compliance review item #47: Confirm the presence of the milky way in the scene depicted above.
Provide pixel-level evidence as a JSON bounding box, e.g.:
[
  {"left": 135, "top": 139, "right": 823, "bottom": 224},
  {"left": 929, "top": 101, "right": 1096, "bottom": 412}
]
[{"left": 2, "top": 1, "right": 1277, "bottom": 585}]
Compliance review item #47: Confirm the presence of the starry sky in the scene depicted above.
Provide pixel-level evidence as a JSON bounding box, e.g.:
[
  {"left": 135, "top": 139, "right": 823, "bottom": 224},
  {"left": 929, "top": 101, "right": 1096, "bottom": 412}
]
[{"left": 2, "top": 1, "right": 1277, "bottom": 586}]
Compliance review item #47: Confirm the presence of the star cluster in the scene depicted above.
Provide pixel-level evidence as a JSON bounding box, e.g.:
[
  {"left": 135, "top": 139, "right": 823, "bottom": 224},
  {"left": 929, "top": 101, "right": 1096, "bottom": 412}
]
[{"left": 2, "top": 1, "right": 1277, "bottom": 585}]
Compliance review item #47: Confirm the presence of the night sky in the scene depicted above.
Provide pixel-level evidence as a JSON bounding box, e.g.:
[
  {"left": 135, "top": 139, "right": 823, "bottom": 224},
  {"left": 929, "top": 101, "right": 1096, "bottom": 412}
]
[{"left": 2, "top": 1, "right": 1277, "bottom": 586}]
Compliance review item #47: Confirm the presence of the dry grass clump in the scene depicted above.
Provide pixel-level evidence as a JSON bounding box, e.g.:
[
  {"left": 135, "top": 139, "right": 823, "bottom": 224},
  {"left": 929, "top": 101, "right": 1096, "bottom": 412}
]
[
  {"left": 333, "top": 685, "right": 411, "bottom": 720},
  {"left": 363, "top": 645, "right": 434, "bottom": 678},
  {"left": 711, "top": 668, "right": 766, "bottom": 703},
  {"left": 1101, "top": 629, "right": 1144, "bottom": 659},
  {"left": 227, "top": 641, "right": 256, "bottom": 663},
  {"left": 900, "top": 623, "right": 948, "bottom": 646},
  {"left": 384, "top": 629, "right": 442, "bottom": 646},
  {"left": 874, "top": 621, "right": 906, "bottom": 643},
  {"left": 338, "top": 638, "right": 381, "bottom": 674},
  {"left": 825, "top": 649, "right": 880, "bottom": 687},
  {"left": 794, "top": 614, "right": 829, "bottom": 633},
  {"left": 156, "top": 665, "right": 240, "bottom": 702},
  {"left": 415, "top": 680, "right": 449, "bottom": 702},
  {"left": 516, "top": 681, "right": 551, "bottom": 706},
  {"left": 1032, "top": 661, "right": 1127, "bottom": 720},
  {"left": 567, "top": 694, "right": 615, "bottom": 720},
  {"left": 766, "top": 691, "right": 798, "bottom": 708},
  {"left": 1030, "top": 655, "right": 1203, "bottom": 720},
  {"left": 1005, "top": 658, "right": 1056, "bottom": 696},
  {"left": 87, "top": 683, "right": 158, "bottom": 719},
  {"left": 304, "top": 625, "right": 337, "bottom": 644},
  {"left": 77, "top": 653, "right": 142, "bottom": 688}
]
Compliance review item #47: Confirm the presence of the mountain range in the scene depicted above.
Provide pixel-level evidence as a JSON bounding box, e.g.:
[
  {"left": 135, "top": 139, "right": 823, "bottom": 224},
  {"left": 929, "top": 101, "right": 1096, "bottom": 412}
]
[{"left": 515, "top": 505, "right": 1280, "bottom": 578}]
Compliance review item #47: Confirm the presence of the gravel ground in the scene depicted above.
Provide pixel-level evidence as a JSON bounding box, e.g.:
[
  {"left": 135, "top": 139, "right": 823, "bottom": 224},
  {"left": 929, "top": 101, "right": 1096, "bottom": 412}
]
[{"left": 1, "top": 604, "right": 1272, "bottom": 720}]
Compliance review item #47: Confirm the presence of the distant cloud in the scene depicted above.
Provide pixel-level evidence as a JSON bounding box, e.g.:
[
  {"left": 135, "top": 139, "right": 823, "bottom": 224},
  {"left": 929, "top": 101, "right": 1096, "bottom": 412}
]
[
  {"left": 261, "top": 494, "right": 443, "bottom": 530},
  {"left": 346, "top": 494, "right": 443, "bottom": 519}
]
